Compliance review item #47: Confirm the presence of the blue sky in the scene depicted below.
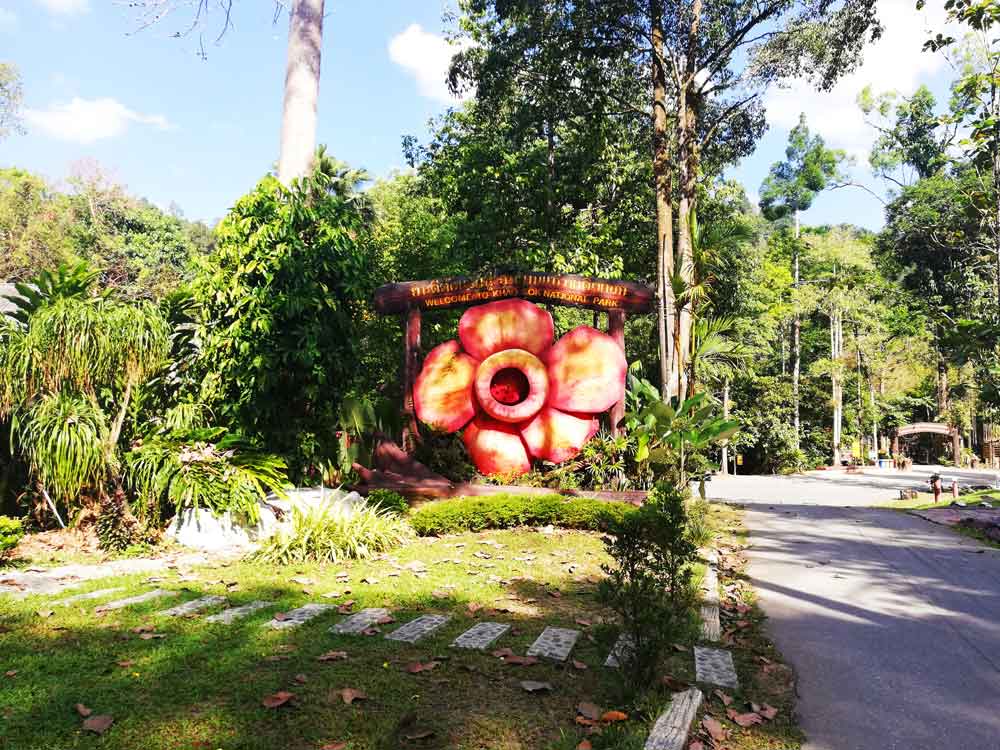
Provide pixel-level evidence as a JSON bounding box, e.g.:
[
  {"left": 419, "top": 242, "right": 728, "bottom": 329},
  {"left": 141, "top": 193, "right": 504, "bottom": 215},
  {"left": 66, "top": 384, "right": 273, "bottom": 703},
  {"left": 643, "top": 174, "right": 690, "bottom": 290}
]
[{"left": 1, "top": 0, "right": 958, "bottom": 230}]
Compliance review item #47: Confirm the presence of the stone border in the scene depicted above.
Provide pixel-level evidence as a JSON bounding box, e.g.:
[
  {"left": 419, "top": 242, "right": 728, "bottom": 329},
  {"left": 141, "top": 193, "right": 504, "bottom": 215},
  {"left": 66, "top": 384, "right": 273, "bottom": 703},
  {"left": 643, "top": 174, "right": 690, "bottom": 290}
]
[{"left": 644, "top": 688, "right": 704, "bottom": 750}]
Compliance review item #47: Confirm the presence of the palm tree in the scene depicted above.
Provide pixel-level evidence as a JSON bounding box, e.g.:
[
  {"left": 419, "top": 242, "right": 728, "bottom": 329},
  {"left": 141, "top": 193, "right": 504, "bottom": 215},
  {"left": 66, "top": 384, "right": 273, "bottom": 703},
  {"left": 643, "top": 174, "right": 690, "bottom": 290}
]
[{"left": 687, "top": 316, "right": 746, "bottom": 398}]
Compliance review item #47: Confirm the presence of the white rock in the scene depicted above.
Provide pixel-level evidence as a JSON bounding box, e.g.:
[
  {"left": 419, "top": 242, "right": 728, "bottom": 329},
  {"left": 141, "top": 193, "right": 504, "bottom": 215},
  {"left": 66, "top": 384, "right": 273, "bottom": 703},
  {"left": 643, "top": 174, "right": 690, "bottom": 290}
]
[{"left": 165, "top": 488, "right": 366, "bottom": 552}]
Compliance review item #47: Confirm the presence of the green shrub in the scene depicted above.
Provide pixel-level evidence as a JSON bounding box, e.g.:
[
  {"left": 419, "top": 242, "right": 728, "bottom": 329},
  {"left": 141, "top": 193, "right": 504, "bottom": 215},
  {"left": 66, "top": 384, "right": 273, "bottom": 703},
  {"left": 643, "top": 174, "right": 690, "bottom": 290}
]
[
  {"left": 685, "top": 497, "right": 713, "bottom": 547},
  {"left": 253, "top": 501, "right": 412, "bottom": 564},
  {"left": 409, "top": 493, "right": 636, "bottom": 536},
  {"left": 598, "top": 482, "right": 697, "bottom": 693},
  {"left": 0, "top": 516, "right": 24, "bottom": 558},
  {"left": 365, "top": 489, "right": 409, "bottom": 515}
]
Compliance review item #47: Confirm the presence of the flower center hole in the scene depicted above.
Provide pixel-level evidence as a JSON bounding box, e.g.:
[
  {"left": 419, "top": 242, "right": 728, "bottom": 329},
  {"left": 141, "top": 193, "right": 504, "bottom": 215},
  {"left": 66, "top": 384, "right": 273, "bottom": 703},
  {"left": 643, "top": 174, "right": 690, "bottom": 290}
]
[{"left": 490, "top": 367, "right": 530, "bottom": 405}]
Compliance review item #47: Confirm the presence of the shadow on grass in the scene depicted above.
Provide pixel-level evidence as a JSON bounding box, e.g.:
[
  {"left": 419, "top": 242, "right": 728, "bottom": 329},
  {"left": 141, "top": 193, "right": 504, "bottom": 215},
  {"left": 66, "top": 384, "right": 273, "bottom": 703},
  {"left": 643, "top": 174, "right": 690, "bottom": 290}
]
[{"left": 0, "top": 557, "right": 691, "bottom": 750}]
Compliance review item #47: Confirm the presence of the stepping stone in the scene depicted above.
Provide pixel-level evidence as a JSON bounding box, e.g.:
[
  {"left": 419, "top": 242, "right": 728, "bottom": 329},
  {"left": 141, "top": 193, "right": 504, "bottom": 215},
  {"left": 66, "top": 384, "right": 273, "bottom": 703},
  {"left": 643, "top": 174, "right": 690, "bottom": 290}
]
[
  {"left": 645, "top": 687, "right": 704, "bottom": 750},
  {"left": 161, "top": 595, "right": 227, "bottom": 617},
  {"left": 526, "top": 626, "right": 580, "bottom": 661},
  {"left": 694, "top": 646, "right": 738, "bottom": 689},
  {"left": 205, "top": 600, "right": 274, "bottom": 624},
  {"left": 55, "top": 587, "right": 123, "bottom": 606},
  {"left": 95, "top": 589, "right": 178, "bottom": 613},
  {"left": 604, "top": 633, "right": 634, "bottom": 668},
  {"left": 700, "top": 603, "right": 721, "bottom": 641},
  {"left": 266, "top": 603, "right": 334, "bottom": 630},
  {"left": 330, "top": 607, "right": 391, "bottom": 635},
  {"left": 386, "top": 614, "right": 450, "bottom": 644},
  {"left": 452, "top": 621, "right": 509, "bottom": 650}
]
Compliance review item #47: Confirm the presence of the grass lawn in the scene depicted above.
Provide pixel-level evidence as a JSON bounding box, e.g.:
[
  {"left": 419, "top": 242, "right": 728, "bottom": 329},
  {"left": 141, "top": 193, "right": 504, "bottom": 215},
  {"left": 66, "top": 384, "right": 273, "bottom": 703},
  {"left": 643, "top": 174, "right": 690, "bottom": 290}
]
[
  {"left": 0, "top": 504, "right": 805, "bottom": 750},
  {"left": 0, "top": 527, "right": 689, "bottom": 750},
  {"left": 875, "top": 491, "right": 1000, "bottom": 550}
]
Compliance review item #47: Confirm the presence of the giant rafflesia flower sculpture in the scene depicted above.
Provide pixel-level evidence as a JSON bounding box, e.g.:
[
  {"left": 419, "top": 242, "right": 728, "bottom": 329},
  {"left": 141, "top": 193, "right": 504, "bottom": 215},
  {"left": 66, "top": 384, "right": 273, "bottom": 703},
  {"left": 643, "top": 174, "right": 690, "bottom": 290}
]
[{"left": 413, "top": 299, "right": 627, "bottom": 475}]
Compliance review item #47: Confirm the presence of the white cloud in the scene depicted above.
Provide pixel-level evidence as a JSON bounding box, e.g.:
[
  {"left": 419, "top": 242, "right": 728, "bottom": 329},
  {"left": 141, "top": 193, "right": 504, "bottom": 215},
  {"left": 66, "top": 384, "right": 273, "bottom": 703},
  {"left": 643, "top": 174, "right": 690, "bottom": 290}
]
[
  {"left": 24, "top": 97, "right": 171, "bottom": 144},
  {"left": 0, "top": 8, "right": 16, "bottom": 31},
  {"left": 35, "top": 0, "right": 89, "bottom": 14},
  {"left": 388, "top": 23, "right": 471, "bottom": 104},
  {"left": 763, "top": 0, "right": 953, "bottom": 161}
]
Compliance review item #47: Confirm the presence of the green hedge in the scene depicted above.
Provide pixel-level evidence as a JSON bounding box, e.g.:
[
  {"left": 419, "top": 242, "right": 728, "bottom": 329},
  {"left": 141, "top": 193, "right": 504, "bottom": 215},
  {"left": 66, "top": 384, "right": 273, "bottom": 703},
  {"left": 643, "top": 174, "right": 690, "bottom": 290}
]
[{"left": 409, "top": 493, "right": 637, "bottom": 536}]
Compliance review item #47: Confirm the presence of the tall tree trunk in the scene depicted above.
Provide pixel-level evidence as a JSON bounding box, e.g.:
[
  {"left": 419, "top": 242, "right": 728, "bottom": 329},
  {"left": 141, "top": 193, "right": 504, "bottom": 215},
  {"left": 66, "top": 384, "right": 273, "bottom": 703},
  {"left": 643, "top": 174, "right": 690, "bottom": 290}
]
[
  {"left": 674, "top": 0, "right": 702, "bottom": 400},
  {"left": 831, "top": 309, "right": 843, "bottom": 466},
  {"left": 650, "top": 0, "right": 675, "bottom": 398},
  {"left": 936, "top": 352, "right": 948, "bottom": 416},
  {"left": 720, "top": 379, "right": 730, "bottom": 475},
  {"left": 277, "top": 0, "right": 325, "bottom": 185},
  {"left": 545, "top": 117, "right": 556, "bottom": 257},
  {"left": 792, "top": 210, "right": 801, "bottom": 451}
]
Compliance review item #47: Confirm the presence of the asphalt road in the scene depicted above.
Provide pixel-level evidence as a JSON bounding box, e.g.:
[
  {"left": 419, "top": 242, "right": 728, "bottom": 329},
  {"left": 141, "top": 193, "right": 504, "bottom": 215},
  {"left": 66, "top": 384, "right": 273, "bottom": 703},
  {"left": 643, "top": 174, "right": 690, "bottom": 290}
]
[{"left": 707, "top": 468, "right": 1000, "bottom": 750}]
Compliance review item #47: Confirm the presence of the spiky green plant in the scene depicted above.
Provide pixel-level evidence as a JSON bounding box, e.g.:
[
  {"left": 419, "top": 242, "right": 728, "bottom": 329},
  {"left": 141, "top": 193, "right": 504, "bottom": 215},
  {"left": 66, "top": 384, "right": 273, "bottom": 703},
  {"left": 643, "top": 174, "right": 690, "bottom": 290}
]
[
  {"left": 126, "top": 428, "right": 288, "bottom": 523},
  {"left": 2, "top": 261, "right": 100, "bottom": 327},
  {"left": 14, "top": 391, "right": 110, "bottom": 504},
  {"left": 254, "top": 501, "right": 412, "bottom": 564}
]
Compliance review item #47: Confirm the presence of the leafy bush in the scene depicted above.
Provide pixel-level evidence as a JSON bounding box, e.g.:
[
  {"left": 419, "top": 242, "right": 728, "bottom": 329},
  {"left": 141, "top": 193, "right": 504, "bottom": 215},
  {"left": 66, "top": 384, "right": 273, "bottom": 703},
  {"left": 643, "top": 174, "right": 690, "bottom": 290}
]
[
  {"left": 409, "top": 493, "right": 635, "bottom": 536},
  {"left": 685, "top": 497, "right": 713, "bottom": 547},
  {"left": 126, "top": 427, "right": 288, "bottom": 523},
  {"left": 0, "top": 516, "right": 24, "bottom": 558},
  {"left": 254, "top": 501, "right": 412, "bottom": 564},
  {"left": 192, "top": 150, "right": 376, "bottom": 479},
  {"left": 598, "top": 482, "right": 697, "bottom": 692},
  {"left": 365, "top": 489, "right": 409, "bottom": 515}
]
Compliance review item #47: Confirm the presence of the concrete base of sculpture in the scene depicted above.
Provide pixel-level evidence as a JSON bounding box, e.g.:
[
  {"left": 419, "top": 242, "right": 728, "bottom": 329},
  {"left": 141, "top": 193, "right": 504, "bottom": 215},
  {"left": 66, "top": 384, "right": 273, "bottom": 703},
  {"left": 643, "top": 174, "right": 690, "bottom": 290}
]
[{"left": 165, "top": 487, "right": 364, "bottom": 552}]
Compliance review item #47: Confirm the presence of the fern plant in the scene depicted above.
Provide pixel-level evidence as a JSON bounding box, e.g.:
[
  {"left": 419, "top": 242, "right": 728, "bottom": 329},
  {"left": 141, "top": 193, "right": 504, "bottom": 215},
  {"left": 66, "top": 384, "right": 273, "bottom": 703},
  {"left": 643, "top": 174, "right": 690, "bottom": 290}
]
[{"left": 126, "top": 427, "right": 288, "bottom": 523}]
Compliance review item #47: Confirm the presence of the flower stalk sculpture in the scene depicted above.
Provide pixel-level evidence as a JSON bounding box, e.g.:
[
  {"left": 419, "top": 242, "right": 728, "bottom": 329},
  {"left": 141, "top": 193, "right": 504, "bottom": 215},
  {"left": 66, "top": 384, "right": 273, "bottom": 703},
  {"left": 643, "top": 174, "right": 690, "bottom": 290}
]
[{"left": 413, "top": 299, "right": 626, "bottom": 475}]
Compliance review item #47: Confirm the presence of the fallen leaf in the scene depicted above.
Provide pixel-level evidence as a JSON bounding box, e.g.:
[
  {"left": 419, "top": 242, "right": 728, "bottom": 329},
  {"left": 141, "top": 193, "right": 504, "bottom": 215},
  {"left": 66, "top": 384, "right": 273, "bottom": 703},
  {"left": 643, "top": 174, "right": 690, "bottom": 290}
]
[
  {"left": 519, "top": 680, "right": 552, "bottom": 692},
  {"left": 337, "top": 601, "right": 356, "bottom": 614},
  {"left": 577, "top": 741, "right": 593, "bottom": 750},
  {"left": 317, "top": 650, "right": 348, "bottom": 662},
  {"left": 601, "top": 710, "right": 628, "bottom": 723},
  {"left": 130, "top": 625, "right": 155, "bottom": 634},
  {"left": 431, "top": 590, "right": 449, "bottom": 599},
  {"left": 503, "top": 654, "right": 539, "bottom": 666},
  {"left": 571, "top": 659, "right": 588, "bottom": 670},
  {"left": 375, "top": 615, "right": 396, "bottom": 625},
  {"left": 82, "top": 715, "right": 114, "bottom": 734},
  {"left": 702, "top": 716, "right": 726, "bottom": 742},
  {"left": 404, "top": 729, "right": 435, "bottom": 740},
  {"left": 334, "top": 687, "right": 367, "bottom": 705},
  {"left": 74, "top": 703, "right": 92, "bottom": 717},
  {"left": 290, "top": 576, "right": 315, "bottom": 585},
  {"left": 294, "top": 674, "right": 308, "bottom": 684},
  {"left": 320, "top": 743, "right": 347, "bottom": 750},
  {"left": 466, "top": 602, "right": 483, "bottom": 615},
  {"left": 491, "top": 648, "right": 513, "bottom": 659},
  {"left": 759, "top": 703, "right": 779, "bottom": 720},
  {"left": 547, "top": 590, "right": 562, "bottom": 599},
  {"left": 576, "top": 702, "right": 601, "bottom": 721},
  {"left": 139, "top": 633, "right": 166, "bottom": 640},
  {"left": 713, "top": 689, "right": 733, "bottom": 706},
  {"left": 727, "top": 709, "right": 763, "bottom": 727},
  {"left": 672, "top": 643, "right": 689, "bottom": 652},
  {"left": 574, "top": 618, "right": 591, "bottom": 627},
  {"left": 4, "top": 670, "right": 16, "bottom": 678},
  {"left": 273, "top": 612, "right": 288, "bottom": 622},
  {"left": 405, "top": 661, "right": 440, "bottom": 674},
  {"left": 689, "top": 741, "right": 704, "bottom": 750},
  {"left": 261, "top": 690, "right": 295, "bottom": 708}
]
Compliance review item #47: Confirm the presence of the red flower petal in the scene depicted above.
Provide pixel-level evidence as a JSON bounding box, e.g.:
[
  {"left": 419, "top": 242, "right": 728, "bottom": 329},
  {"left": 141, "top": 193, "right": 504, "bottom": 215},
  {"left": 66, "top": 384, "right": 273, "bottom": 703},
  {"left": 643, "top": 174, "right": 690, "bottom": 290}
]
[
  {"left": 521, "top": 407, "right": 599, "bottom": 463},
  {"left": 463, "top": 415, "right": 532, "bottom": 476},
  {"left": 414, "top": 340, "right": 478, "bottom": 433},
  {"left": 543, "top": 326, "right": 626, "bottom": 413},
  {"left": 473, "top": 349, "right": 548, "bottom": 423},
  {"left": 458, "top": 299, "right": 554, "bottom": 361}
]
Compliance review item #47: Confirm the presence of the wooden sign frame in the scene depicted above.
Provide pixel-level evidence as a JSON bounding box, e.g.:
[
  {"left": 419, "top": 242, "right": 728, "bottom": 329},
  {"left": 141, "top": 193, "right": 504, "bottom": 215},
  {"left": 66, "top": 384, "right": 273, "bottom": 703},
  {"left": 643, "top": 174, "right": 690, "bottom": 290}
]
[{"left": 373, "top": 273, "right": 655, "bottom": 450}]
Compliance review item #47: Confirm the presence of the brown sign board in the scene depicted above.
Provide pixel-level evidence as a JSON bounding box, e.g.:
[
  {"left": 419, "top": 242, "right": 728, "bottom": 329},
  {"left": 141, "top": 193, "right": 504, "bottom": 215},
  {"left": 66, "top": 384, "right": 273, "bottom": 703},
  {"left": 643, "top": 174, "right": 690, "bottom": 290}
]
[{"left": 374, "top": 273, "right": 656, "bottom": 315}]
